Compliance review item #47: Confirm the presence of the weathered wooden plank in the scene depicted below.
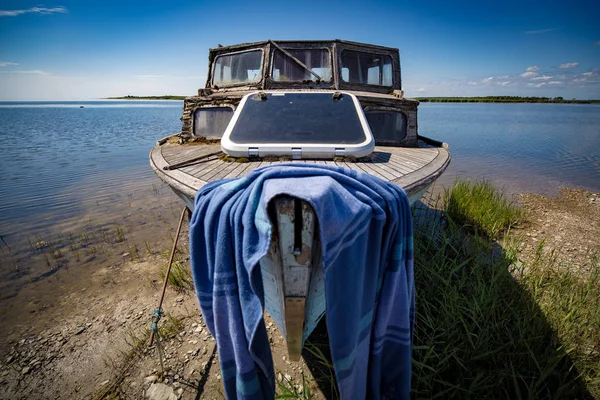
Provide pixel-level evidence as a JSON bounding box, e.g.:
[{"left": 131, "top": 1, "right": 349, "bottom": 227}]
[
  {"left": 161, "top": 145, "right": 199, "bottom": 163},
  {"left": 353, "top": 162, "right": 388, "bottom": 180},
  {"left": 359, "top": 161, "right": 395, "bottom": 181},
  {"left": 342, "top": 162, "right": 364, "bottom": 173},
  {"left": 231, "top": 160, "right": 257, "bottom": 178},
  {"left": 223, "top": 162, "right": 248, "bottom": 179},
  {"left": 388, "top": 153, "right": 428, "bottom": 169},
  {"left": 389, "top": 148, "right": 437, "bottom": 164},
  {"left": 163, "top": 145, "right": 218, "bottom": 165},
  {"left": 285, "top": 298, "right": 306, "bottom": 361},
  {"left": 185, "top": 157, "right": 221, "bottom": 176},
  {"left": 208, "top": 162, "right": 241, "bottom": 181},
  {"left": 372, "top": 152, "right": 415, "bottom": 174},
  {"left": 370, "top": 158, "right": 405, "bottom": 179},
  {"left": 190, "top": 158, "right": 226, "bottom": 180},
  {"left": 384, "top": 157, "right": 421, "bottom": 175}
]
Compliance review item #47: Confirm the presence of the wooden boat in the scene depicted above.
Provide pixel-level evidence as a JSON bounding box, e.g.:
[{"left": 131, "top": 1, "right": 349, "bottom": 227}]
[{"left": 150, "top": 40, "right": 450, "bottom": 360}]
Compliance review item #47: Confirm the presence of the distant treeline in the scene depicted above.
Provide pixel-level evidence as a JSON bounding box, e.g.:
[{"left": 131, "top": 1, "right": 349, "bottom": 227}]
[
  {"left": 414, "top": 96, "right": 600, "bottom": 104},
  {"left": 106, "top": 95, "right": 186, "bottom": 100}
]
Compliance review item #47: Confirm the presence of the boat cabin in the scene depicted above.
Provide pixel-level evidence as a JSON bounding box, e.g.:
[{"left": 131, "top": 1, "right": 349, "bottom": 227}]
[{"left": 180, "top": 40, "right": 419, "bottom": 147}]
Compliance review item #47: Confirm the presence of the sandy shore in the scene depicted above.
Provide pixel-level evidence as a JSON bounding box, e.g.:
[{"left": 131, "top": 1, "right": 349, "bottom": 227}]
[{"left": 0, "top": 187, "right": 598, "bottom": 399}]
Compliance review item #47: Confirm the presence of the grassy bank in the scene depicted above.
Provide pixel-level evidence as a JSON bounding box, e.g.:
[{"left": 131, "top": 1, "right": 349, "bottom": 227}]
[
  {"left": 409, "top": 181, "right": 599, "bottom": 398},
  {"left": 299, "top": 180, "right": 599, "bottom": 398}
]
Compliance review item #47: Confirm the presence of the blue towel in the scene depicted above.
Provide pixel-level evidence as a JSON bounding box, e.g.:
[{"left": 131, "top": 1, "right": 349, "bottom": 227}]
[{"left": 189, "top": 163, "right": 415, "bottom": 399}]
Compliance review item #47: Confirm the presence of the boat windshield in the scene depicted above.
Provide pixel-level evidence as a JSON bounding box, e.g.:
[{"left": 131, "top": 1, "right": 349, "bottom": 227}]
[
  {"left": 212, "top": 50, "right": 263, "bottom": 86},
  {"left": 272, "top": 49, "right": 332, "bottom": 82},
  {"left": 228, "top": 92, "right": 366, "bottom": 144},
  {"left": 341, "top": 50, "right": 393, "bottom": 86}
]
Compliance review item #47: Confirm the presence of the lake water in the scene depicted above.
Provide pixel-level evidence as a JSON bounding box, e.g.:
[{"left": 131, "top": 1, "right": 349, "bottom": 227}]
[
  {"left": 419, "top": 103, "right": 600, "bottom": 195},
  {"left": 0, "top": 101, "right": 599, "bottom": 298}
]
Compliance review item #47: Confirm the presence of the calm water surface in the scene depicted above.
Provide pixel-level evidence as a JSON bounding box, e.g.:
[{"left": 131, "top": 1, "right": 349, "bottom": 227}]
[
  {"left": 419, "top": 103, "right": 600, "bottom": 195},
  {"left": 0, "top": 101, "right": 599, "bottom": 294},
  {"left": 0, "top": 101, "right": 183, "bottom": 296}
]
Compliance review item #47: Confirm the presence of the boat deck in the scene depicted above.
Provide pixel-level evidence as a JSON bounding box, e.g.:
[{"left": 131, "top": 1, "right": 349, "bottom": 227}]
[{"left": 150, "top": 140, "right": 450, "bottom": 205}]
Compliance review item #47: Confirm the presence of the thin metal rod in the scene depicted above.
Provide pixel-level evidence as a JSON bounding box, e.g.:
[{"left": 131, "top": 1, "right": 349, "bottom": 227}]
[
  {"left": 147, "top": 206, "right": 189, "bottom": 346},
  {"left": 163, "top": 151, "right": 222, "bottom": 170},
  {"left": 269, "top": 40, "right": 322, "bottom": 81}
]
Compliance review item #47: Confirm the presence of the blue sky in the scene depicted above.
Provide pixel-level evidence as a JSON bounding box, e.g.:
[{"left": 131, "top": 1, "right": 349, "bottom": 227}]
[{"left": 0, "top": 0, "right": 599, "bottom": 100}]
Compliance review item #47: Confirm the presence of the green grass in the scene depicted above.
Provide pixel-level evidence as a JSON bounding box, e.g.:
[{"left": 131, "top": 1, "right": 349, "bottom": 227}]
[
  {"left": 160, "top": 256, "right": 194, "bottom": 291},
  {"left": 412, "top": 180, "right": 599, "bottom": 398},
  {"left": 444, "top": 179, "right": 525, "bottom": 239},
  {"left": 276, "top": 372, "right": 312, "bottom": 399},
  {"left": 285, "top": 179, "right": 599, "bottom": 399}
]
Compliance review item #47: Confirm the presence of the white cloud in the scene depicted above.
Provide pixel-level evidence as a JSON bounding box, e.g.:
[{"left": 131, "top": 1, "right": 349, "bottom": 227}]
[
  {"left": 525, "top": 28, "right": 561, "bottom": 34},
  {"left": 526, "top": 66, "right": 540, "bottom": 72},
  {"left": 521, "top": 71, "right": 538, "bottom": 78},
  {"left": 531, "top": 75, "right": 552, "bottom": 81},
  {"left": 548, "top": 81, "right": 563, "bottom": 85},
  {"left": 558, "top": 62, "right": 579, "bottom": 69},
  {"left": 499, "top": 81, "right": 511, "bottom": 86},
  {"left": 0, "top": 61, "right": 18, "bottom": 67},
  {"left": 416, "top": 87, "right": 426, "bottom": 92},
  {"left": 0, "top": 6, "right": 67, "bottom": 17},
  {"left": 528, "top": 82, "right": 547, "bottom": 88},
  {"left": 582, "top": 72, "right": 594, "bottom": 77},
  {"left": 0, "top": 70, "right": 50, "bottom": 75}
]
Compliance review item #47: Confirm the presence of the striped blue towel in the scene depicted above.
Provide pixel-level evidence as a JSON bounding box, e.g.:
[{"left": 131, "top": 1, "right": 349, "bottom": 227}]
[{"left": 189, "top": 163, "right": 415, "bottom": 399}]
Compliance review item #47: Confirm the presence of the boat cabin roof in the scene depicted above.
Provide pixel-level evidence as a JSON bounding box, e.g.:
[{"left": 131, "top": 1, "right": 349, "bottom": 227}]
[{"left": 205, "top": 40, "right": 402, "bottom": 95}]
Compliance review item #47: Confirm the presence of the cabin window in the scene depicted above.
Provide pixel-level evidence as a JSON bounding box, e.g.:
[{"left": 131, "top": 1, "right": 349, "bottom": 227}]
[
  {"left": 193, "top": 107, "right": 234, "bottom": 138},
  {"left": 212, "top": 50, "right": 263, "bottom": 86},
  {"left": 365, "top": 110, "right": 407, "bottom": 141},
  {"left": 341, "top": 50, "right": 393, "bottom": 86},
  {"left": 271, "top": 49, "right": 332, "bottom": 82}
]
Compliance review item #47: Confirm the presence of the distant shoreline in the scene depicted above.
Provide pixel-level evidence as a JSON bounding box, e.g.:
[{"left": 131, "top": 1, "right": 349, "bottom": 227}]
[
  {"left": 413, "top": 96, "right": 600, "bottom": 104},
  {"left": 105, "top": 95, "right": 186, "bottom": 100},
  {"left": 105, "top": 95, "right": 600, "bottom": 104}
]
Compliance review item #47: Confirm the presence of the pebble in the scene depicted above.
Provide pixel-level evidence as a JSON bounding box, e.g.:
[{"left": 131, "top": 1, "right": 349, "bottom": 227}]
[
  {"left": 146, "top": 383, "right": 178, "bottom": 400},
  {"left": 145, "top": 375, "right": 158, "bottom": 384},
  {"left": 176, "top": 297, "right": 184, "bottom": 303},
  {"left": 75, "top": 326, "right": 86, "bottom": 335},
  {"left": 100, "top": 379, "right": 110, "bottom": 386},
  {"left": 22, "top": 367, "right": 31, "bottom": 375}
]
